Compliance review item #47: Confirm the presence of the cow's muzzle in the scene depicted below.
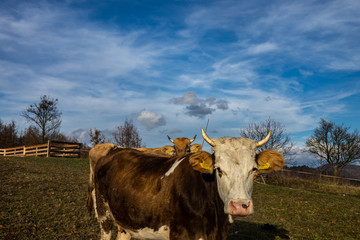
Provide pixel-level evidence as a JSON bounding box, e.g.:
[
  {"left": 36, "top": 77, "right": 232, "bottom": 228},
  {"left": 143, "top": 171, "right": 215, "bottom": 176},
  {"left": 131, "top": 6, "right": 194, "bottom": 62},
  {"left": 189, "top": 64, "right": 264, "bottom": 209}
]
[{"left": 229, "top": 200, "right": 253, "bottom": 216}]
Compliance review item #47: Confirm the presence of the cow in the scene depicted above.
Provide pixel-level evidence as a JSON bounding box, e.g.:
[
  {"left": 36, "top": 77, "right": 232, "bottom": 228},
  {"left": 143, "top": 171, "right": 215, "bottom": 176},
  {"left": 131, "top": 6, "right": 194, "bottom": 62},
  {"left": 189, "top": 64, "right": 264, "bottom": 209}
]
[
  {"left": 136, "top": 135, "right": 201, "bottom": 157},
  {"left": 167, "top": 135, "right": 201, "bottom": 156},
  {"left": 91, "top": 128, "right": 284, "bottom": 239},
  {"left": 87, "top": 136, "right": 202, "bottom": 215}
]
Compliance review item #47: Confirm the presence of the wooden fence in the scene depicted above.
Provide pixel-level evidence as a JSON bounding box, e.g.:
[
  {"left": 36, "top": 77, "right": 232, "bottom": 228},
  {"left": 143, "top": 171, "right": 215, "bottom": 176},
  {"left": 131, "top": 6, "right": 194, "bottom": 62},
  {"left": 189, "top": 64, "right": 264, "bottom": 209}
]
[{"left": 0, "top": 140, "right": 82, "bottom": 158}]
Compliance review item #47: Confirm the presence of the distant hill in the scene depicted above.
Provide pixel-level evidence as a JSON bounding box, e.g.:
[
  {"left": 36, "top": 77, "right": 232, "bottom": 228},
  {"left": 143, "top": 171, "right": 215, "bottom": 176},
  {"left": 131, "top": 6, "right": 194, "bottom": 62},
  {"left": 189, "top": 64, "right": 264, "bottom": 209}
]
[{"left": 318, "top": 164, "right": 360, "bottom": 180}]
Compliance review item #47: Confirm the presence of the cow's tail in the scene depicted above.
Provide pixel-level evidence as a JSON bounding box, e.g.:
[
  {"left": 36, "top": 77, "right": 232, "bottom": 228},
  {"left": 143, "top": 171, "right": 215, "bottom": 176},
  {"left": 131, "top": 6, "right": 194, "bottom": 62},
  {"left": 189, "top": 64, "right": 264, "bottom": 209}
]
[{"left": 86, "top": 169, "right": 94, "bottom": 216}]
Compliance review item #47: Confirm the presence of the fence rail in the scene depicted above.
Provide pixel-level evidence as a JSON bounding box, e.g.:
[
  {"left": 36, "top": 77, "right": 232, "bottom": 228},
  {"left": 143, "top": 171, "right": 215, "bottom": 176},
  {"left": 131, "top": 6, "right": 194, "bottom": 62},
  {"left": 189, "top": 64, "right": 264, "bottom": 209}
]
[{"left": 0, "top": 140, "right": 82, "bottom": 158}]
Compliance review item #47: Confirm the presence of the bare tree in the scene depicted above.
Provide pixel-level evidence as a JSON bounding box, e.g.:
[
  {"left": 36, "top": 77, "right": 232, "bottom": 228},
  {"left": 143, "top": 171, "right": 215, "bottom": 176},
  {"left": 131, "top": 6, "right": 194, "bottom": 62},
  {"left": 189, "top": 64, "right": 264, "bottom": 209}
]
[
  {"left": 113, "top": 119, "right": 143, "bottom": 148},
  {"left": 89, "top": 128, "right": 105, "bottom": 146},
  {"left": 306, "top": 118, "right": 360, "bottom": 176},
  {"left": 21, "top": 95, "right": 62, "bottom": 143},
  {"left": 20, "top": 126, "right": 41, "bottom": 146},
  {"left": 0, "top": 119, "right": 20, "bottom": 148},
  {"left": 240, "top": 117, "right": 295, "bottom": 165}
]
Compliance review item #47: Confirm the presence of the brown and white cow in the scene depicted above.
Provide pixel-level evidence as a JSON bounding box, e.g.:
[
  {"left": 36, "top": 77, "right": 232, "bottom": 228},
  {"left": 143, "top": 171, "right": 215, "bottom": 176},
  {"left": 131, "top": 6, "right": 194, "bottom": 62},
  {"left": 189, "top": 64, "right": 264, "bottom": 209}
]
[
  {"left": 87, "top": 136, "right": 202, "bottom": 215},
  {"left": 91, "top": 128, "right": 284, "bottom": 239}
]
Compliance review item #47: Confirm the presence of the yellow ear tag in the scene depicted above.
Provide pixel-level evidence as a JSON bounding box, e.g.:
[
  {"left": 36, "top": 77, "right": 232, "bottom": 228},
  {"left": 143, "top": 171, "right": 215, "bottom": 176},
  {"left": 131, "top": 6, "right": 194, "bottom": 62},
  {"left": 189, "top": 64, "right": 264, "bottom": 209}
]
[
  {"left": 193, "top": 148, "right": 199, "bottom": 152},
  {"left": 259, "top": 162, "right": 270, "bottom": 170},
  {"left": 200, "top": 161, "right": 212, "bottom": 171},
  {"left": 165, "top": 149, "right": 172, "bottom": 154}
]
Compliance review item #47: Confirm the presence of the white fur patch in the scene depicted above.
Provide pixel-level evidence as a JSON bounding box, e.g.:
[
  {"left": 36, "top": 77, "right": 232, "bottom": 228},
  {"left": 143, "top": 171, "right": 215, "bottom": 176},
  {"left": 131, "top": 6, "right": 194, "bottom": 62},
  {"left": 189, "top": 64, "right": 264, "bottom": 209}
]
[
  {"left": 228, "top": 214, "right": 234, "bottom": 223},
  {"left": 91, "top": 189, "right": 98, "bottom": 218},
  {"left": 101, "top": 230, "right": 112, "bottom": 240},
  {"left": 162, "top": 157, "right": 185, "bottom": 178},
  {"left": 115, "top": 231, "right": 131, "bottom": 240},
  {"left": 125, "top": 225, "right": 170, "bottom": 240}
]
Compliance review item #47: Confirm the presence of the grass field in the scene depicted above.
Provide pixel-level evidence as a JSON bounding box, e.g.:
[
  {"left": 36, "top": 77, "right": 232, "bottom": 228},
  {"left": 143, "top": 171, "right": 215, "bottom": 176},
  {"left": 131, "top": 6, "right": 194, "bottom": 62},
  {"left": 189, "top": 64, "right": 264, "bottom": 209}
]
[{"left": 0, "top": 156, "right": 359, "bottom": 239}]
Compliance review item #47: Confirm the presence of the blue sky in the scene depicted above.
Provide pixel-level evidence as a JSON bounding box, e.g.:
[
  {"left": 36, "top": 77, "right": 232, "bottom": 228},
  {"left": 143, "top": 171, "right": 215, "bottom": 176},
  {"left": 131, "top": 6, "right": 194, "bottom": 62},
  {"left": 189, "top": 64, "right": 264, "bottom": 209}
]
[{"left": 1, "top": 0, "right": 359, "bottom": 165}]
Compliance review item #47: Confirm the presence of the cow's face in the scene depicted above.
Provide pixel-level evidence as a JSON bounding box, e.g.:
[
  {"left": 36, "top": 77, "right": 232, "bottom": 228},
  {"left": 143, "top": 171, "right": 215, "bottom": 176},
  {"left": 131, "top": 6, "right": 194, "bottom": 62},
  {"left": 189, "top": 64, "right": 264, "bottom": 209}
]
[
  {"left": 168, "top": 135, "right": 197, "bottom": 156},
  {"left": 201, "top": 128, "right": 283, "bottom": 216},
  {"left": 212, "top": 137, "right": 258, "bottom": 216}
]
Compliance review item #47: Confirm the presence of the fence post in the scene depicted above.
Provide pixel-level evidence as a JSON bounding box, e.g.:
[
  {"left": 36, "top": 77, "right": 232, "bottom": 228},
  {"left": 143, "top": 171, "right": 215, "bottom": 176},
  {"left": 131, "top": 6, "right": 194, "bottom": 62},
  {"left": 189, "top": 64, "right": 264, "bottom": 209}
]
[
  {"left": 24, "top": 146, "right": 26, "bottom": 156},
  {"left": 3, "top": 149, "right": 6, "bottom": 156},
  {"left": 78, "top": 143, "right": 82, "bottom": 158},
  {"left": 47, "top": 140, "right": 51, "bottom": 157}
]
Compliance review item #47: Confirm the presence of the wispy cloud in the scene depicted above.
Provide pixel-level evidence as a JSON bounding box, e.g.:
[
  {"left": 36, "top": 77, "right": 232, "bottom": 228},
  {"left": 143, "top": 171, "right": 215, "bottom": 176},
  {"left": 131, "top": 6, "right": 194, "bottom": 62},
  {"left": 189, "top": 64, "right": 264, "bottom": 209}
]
[
  {"left": 247, "top": 42, "right": 278, "bottom": 55},
  {"left": 0, "top": 2, "right": 165, "bottom": 87}
]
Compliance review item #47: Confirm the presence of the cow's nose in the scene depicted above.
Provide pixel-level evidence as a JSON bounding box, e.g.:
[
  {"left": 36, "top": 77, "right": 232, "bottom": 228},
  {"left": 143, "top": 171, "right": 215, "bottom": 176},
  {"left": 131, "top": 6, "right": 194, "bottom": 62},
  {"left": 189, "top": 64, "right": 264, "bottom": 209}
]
[{"left": 229, "top": 201, "right": 252, "bottom": 216}]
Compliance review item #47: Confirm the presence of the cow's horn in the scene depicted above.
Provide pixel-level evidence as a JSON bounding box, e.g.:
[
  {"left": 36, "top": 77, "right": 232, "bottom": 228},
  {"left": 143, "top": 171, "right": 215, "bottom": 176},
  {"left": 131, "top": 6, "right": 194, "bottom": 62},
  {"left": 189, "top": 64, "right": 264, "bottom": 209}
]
[
  {"left": 201, "top": 127, "right": 215, "bottom": 147},
  {"left": 256, "top": 131, "right": 271, "bottom": 147},
  {"left": 167, "top": 135, "right": 174, "bottom": 143},
  {"left": 190, "top": 135, "right": 197, "bottom": 143}
]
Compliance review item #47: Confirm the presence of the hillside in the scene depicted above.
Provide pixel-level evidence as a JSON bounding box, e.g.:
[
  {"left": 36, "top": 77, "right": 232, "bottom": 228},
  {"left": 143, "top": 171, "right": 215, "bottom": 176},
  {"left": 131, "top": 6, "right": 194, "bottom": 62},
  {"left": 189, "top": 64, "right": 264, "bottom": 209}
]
[
  {"left": 318, "top": 164, "right": 360, "bottom": 179},
  {"left": 288, "top": 164, "right": 360, "bottom": 180}
]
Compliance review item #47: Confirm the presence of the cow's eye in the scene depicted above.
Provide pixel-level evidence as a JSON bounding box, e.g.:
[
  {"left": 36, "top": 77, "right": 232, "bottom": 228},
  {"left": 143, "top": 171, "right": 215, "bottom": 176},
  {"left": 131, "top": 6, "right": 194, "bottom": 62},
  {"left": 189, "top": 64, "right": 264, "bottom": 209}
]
[
  {"left": 216, "top": 167, "right": 223, "bottom": 178},
  {"left": 250, "top": 167, "right": 259, "bottom": 174}
]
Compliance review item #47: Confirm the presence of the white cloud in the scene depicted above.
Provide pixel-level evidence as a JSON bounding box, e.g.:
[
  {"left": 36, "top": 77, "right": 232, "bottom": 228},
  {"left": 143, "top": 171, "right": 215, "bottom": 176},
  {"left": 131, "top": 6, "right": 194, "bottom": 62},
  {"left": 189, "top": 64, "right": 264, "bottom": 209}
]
[{"left": 137, "top": 111, "right": 166, "bottom": 130}]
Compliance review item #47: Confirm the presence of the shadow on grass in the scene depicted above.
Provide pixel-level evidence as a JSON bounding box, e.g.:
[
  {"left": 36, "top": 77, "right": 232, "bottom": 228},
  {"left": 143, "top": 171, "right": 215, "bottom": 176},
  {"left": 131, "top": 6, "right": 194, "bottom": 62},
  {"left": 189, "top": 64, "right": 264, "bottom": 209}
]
[{"left": 228, "top": 220, "right": 289, "bottom": 240}]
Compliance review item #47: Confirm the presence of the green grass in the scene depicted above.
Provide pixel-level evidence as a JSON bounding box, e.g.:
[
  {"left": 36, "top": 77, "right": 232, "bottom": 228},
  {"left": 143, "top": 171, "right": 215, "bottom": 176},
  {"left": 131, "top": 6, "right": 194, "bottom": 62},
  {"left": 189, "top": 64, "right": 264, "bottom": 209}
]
[
  {"left": 1, "top": 156, "right": 359, "bottom": 239},
  {"left": 234, "top": 184, "right": 360, "bottom": 240},
  {"left": 0, "top": 156, "right": 98, "bottom": 239}
]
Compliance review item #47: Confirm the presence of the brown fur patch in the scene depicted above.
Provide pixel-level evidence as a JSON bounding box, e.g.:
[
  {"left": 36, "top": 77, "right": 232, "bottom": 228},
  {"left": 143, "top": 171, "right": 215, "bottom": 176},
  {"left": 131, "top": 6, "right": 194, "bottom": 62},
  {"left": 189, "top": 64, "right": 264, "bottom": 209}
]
[{"left": 136, "top": 145, "right": 175, "bottom": 156}]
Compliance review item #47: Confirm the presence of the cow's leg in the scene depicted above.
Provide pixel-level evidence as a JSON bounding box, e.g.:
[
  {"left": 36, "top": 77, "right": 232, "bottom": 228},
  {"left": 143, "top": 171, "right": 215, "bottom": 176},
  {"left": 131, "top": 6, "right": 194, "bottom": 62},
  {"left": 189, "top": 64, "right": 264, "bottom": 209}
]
[
  {"left": 94, "top": 189, "right": 114, "bottom": 240},
  {"left": 91, "top": 189, "right": 98, "bottom": 218},
  {"left": 86, "top": 170, "right": 94, "bottom": 215},
  {"left": 99, "top": 218, "right": 113, "bottom": 240}
]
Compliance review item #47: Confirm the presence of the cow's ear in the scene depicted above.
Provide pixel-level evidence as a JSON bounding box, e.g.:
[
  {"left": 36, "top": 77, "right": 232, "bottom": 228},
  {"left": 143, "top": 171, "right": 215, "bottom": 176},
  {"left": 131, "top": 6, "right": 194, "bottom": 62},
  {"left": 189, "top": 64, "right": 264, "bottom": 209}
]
[
  {"left": 161, "top": 146, "right": 175, "bottom": 156},
  {"left": 190, "top": 143, "right": 202, "bottom": 153},
  {"left": 256, "top": 150, "right": 284, "bottom": 173},
  {"left": 189, "top": 151, "right": 214, "bottom": 174}
]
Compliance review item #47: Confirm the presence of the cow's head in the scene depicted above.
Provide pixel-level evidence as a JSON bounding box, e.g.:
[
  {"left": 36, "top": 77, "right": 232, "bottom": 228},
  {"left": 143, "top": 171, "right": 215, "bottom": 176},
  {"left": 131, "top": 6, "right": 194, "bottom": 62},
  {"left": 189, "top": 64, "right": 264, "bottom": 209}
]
[
  {"left": 201, "top": 128, "right": 284, "bottom": 216},
  {"left": 167, "top": 135, "right": 200, "bottom": 156}
]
